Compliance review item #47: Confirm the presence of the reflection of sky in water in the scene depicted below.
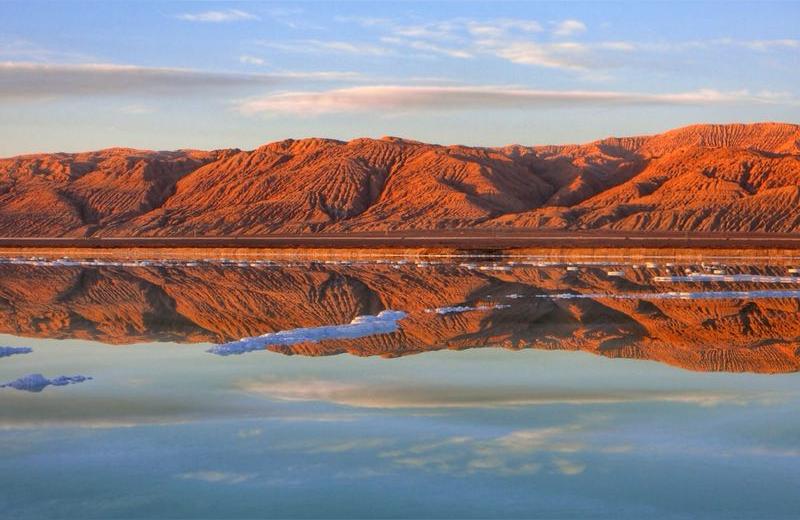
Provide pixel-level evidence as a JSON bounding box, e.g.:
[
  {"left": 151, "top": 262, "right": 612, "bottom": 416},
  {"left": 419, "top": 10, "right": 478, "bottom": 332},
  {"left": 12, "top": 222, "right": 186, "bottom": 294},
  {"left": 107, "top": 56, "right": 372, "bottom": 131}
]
[{"left": 1, "top": 333, "right": 799, "bottom": 519}]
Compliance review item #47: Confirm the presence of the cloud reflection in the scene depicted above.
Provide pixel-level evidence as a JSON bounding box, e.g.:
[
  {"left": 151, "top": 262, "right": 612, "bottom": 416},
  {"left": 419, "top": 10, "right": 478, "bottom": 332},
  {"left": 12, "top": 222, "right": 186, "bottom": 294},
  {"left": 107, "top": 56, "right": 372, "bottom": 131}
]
[
  {"left": 240, "top": 378, "right": 776, "bottom": 409},
  {"left": 177, "top": 471, "right": 256, "bottom": 484},
  {"left": 377, "top": 426, "right": 588, "bottom": 477}
]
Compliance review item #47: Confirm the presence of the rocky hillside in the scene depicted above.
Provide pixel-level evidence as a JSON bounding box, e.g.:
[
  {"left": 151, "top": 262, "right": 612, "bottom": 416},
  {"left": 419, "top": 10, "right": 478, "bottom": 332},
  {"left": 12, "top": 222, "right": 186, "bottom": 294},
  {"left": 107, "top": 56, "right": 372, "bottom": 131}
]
[{"left": 1, "top": 123, "right": 799, "bottom": 236}]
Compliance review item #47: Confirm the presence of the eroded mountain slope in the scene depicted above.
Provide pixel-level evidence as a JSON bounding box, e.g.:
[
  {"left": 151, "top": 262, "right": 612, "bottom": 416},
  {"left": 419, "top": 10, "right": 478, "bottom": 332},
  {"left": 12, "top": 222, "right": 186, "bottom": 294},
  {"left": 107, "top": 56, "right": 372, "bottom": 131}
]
[{"left": 2, "top": 123, "right": 799, "bottom": 236}]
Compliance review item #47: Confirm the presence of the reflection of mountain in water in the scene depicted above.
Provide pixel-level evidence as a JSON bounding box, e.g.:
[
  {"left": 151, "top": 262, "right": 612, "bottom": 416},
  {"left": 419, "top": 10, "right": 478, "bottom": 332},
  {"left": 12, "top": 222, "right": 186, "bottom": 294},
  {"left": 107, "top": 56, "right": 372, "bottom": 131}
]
[{"left": 1, "top": 260, "right": 799, "bottom": 373}]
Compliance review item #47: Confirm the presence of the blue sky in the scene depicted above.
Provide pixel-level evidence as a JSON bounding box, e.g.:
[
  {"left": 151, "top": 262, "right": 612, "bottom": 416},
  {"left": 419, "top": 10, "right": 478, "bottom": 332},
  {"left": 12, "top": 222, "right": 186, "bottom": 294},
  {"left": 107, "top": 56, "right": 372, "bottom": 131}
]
[{"left": 1, "top": 1, "right": 798, "bottom": 155}]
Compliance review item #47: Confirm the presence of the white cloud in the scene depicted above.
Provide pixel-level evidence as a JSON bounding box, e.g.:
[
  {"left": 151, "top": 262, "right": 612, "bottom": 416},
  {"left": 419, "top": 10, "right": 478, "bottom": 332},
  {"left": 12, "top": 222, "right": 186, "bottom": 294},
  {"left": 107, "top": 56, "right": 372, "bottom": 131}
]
[
  {"left": 239, "top": 55, "right": 266, "bottom": 66},
  {"left": 238, "top": 85, "right": 782, "bottom": 115},
  {"left": 552, "top": 19, "right": 587, "bottom": 37},
  {"left": 333, "top": 16, "right": 798, "bottom": 74},
  {"left": 334, "top": 16, "right": 392, "bottom": 27},
  {"left": 741, "top": 39, "right": 800, "bottom": 51},
  {"left": 393, "top": 21, "right": 463, "bottom": 41},
  {"left": 0, "top": 39, "right": 94, "bottom": 62},
  {"left": 598, "top": 41, "right": 637, "bottom": 51},
  {"left": 479, "top": 40, "right": 590, "bottom": 69},
  {"left": 466, "top": 19, "right": 543, "bottom": 37},
  {"left": 257, "top": 39, "right": 393, "bottom": 56},
  {"left": 380, "top": 37, "right": 473, "bottom": 59},
  {"left": 607, "top": 38, "right": 800, "bottom": 54},
  {"left": 177, "top": 9, "right": 259, "bottom": 23}
]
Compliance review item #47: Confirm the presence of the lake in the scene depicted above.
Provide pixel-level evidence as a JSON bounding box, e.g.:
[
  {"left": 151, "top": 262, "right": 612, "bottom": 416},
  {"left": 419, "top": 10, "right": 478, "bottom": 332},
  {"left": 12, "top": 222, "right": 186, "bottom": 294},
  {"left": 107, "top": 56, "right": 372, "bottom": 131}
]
[{"left": 1, "top": 252, "right": 799, "bottom": 519}]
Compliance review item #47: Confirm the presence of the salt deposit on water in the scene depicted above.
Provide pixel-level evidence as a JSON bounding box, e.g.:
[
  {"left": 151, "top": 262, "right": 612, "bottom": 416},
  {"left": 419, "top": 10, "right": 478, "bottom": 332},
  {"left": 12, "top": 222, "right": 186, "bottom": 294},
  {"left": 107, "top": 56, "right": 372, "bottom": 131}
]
[
  {"left": 208, "top": 310, "right": 407, "bottom": 356},
  {"left": 428, "top": 304, "right": 511, "bottom": 315},
  {"left": 654, "top": 274, "right": 800, "bottom": 284},
  {"left": 530, "top": 290, "right": 800, "bottom": 300}
]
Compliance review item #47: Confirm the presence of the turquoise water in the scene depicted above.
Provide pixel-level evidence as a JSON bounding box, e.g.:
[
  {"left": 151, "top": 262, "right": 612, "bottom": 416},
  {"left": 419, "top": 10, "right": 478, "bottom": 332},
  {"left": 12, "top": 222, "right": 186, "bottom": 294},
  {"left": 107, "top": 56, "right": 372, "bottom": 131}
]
[{"left": 0, "top": 257, "right": 799, "bottom": 518}]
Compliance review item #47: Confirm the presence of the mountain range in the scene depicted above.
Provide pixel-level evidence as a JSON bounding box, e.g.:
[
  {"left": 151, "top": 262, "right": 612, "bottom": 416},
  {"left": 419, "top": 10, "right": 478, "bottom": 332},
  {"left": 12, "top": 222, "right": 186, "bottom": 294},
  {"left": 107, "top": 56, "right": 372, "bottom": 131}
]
[{"left": 1, "top": 122, "right": 799, "bottom": 237}]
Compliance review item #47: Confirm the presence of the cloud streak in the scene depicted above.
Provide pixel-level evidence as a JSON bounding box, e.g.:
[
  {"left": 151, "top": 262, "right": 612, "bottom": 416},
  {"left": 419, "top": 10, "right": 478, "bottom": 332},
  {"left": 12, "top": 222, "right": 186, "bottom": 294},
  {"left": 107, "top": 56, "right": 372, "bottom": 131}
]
[
  {"left": 0, "top": 62, "right": 359, "bottom": 100},
  {"left": 239, "top": 85, "right": 785, "bottom": 115},
  {"left": 256, "top": 39, "right": 393, "bottom": 56},
  {"left": 240, "top": 377, "right": 769, "bottom": 409},
  {"left": 239, "top": 55, "right": 266, "bottom": 66},
  {"left": 177, "top": 9, "right": 259, "bottom": 23}
]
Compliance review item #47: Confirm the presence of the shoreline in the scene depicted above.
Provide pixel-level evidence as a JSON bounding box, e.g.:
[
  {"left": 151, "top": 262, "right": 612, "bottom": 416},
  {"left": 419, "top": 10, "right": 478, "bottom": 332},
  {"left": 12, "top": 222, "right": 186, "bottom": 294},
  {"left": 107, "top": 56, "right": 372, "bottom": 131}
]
[{"left": 2, "top": 230, "right": 800, "bottom": 252}]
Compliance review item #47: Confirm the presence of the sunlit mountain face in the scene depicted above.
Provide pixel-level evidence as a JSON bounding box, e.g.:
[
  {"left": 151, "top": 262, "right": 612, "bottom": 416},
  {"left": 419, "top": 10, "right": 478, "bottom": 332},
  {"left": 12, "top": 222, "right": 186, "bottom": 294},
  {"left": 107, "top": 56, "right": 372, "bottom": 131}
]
[{"left": 3, "top": 123, "right": 800, "bottom": 237}]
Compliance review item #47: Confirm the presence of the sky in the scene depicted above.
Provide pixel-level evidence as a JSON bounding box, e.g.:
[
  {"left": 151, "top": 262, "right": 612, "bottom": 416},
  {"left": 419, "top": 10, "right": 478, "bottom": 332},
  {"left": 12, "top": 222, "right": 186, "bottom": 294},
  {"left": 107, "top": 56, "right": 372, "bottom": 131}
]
[{"left": 1, "top": 0, "right": 799, "bottom": 155}]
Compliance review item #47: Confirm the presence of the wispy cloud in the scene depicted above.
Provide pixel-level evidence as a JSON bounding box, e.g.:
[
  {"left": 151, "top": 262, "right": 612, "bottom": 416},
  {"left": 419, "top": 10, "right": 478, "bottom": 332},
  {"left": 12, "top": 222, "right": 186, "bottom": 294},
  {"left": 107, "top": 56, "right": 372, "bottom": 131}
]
[
  {"left": 0, "top": 39, "right": 95, "bottom": 63},
  {"left": 611, "top": 38, "right": 800, "bottom": 53},
  {"left": 238, "top": 85, "right": 785, "bottom": 115},
  {"left": 552, "top": 19, "right": 587, "bottom": 37},
  {"left": 335, "top": 17, "right": 596, "bottom": 70},
  {"left": 740, "top": 39, "right": 800, "bottom": 51},
  {"left": 0, "top": 62, "right": 359, "bottom": 100},
  {"left": 330, "top": 16, "right": 799, "bottom": 75},
  {"left": 380, "top": 37, "right": 472, "bottom": 59},
  {"left": 177, "top": 9, "right": 259, "bottom": 23},
  {"left": 239, "top": 55, "right": 266, "bottom": 66},
  {"left": 466, "top": 19, "right": 543, "bottom": 37},
  {"left": 256, "top": 39, "right": 393, "bottom": 56},
  {"left": 274, "top": 70, "right": 366, "bottom": 81},
  {"left": 477, "top": 40, "right": 592, "bottom": 70}
]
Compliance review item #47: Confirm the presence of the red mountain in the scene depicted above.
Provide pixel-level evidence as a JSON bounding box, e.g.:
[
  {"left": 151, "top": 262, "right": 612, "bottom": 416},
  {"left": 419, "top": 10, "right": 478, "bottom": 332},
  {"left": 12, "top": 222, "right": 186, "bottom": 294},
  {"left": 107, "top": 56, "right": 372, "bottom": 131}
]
[{"left": 1, "top": 122, "right": 799, "bottom": 236}]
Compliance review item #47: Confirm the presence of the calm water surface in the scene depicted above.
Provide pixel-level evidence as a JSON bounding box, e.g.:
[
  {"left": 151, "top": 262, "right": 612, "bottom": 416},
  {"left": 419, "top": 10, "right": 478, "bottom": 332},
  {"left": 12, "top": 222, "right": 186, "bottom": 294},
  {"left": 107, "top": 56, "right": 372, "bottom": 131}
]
[{"left": 0, "top": 253, "right": 799, "bottom": 519}]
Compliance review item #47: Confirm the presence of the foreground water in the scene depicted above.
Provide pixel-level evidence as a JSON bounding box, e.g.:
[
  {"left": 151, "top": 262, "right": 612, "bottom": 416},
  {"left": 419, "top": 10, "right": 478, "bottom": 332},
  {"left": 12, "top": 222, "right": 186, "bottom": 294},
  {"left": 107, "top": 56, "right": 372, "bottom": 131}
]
[{"left": 1, "top": 253, "right": 799, "bottom": 519}]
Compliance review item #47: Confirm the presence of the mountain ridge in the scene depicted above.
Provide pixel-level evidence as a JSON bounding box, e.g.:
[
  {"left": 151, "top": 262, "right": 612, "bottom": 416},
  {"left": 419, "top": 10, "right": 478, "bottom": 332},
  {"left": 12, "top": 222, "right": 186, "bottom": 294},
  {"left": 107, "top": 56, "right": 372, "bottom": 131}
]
[{"left": 1, "top": 122, "right": 799, "bottom": 237}]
